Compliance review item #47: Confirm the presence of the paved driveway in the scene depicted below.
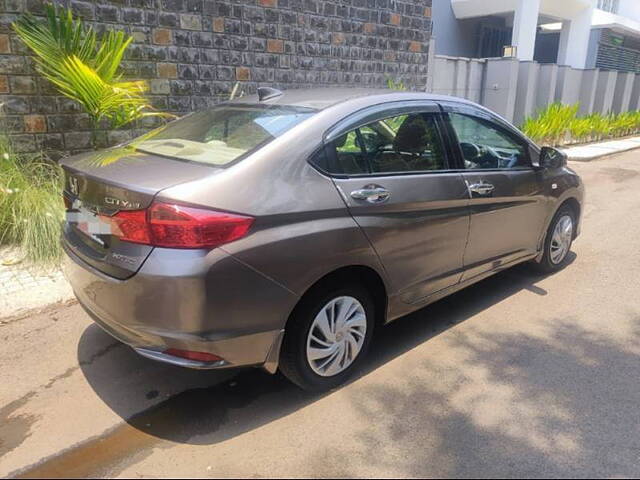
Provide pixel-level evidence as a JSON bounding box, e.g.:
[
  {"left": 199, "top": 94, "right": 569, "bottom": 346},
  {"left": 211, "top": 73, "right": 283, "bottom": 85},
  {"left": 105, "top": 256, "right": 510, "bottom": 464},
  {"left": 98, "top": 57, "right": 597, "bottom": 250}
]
[{"left": 1, "top": 152, "right": 639, "bottom": 478}]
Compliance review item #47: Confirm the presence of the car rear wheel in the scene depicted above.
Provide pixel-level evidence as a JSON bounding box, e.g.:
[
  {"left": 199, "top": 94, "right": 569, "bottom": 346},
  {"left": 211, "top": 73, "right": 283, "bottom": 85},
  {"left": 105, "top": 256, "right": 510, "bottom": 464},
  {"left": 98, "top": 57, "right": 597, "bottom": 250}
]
[
  {"left": 535, "top": 205, "right": 576, "bottom": 273},
  {"left": 279, "top": 283, "right": 375, "bottom": 392}
]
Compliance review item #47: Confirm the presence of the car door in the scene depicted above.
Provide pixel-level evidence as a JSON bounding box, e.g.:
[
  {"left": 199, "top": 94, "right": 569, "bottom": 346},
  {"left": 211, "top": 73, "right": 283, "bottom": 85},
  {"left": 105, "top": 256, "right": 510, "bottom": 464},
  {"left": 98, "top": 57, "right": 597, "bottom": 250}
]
[
  {"left": 440, "top": 103, "right": 548, "bottom": 280},
  {"left": 321, "top": 102, "right": 470, "bottom": 304}
]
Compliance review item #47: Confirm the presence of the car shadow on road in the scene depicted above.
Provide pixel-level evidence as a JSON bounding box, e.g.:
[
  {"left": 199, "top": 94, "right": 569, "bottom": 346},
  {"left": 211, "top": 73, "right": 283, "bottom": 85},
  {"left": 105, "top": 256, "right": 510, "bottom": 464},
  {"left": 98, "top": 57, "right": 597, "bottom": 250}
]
[
  {"left": 21, "top": 258, "right": 591, "bottom": 478},
  {"left": 28, "top": 251, "right": 640, "bottom": 477},
  {"left": 75, "top": 258, "right": 573, "bottom": 449},
  {"left": 337, "top": 306, "right": 640, "bottom": 477}
]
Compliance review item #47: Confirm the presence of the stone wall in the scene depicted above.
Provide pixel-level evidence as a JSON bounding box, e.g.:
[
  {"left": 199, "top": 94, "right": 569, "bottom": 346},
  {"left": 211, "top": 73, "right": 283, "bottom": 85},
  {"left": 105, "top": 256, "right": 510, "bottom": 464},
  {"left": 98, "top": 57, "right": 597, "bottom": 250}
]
[{"left": 0, "top": 0, "right": 432, "bottom": 159}]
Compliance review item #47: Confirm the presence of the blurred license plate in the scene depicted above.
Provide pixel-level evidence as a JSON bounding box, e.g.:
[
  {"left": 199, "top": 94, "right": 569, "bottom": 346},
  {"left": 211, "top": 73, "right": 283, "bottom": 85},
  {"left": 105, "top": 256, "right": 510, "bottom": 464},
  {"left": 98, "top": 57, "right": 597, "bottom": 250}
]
[{"left": 67, "top": 201, "right": 112, "bottom": 246}]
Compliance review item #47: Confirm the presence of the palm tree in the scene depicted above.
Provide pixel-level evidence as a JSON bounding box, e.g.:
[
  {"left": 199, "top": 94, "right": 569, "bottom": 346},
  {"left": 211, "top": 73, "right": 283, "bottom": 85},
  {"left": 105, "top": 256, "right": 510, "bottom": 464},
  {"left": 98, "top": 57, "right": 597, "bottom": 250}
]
[{"left": 13, "top": 3, "right": 169, "bottom": 146}]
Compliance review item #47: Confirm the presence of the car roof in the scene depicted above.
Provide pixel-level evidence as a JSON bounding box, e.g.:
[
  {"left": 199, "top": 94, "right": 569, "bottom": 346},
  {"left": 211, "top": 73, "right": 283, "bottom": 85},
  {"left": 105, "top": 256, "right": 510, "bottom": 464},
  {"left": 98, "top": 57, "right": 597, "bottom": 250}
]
[
  {"left": 228, "top": 87, "right": 527, "bottom": 144},
  {"left": 229, "top": 87, "right": 479, "bottom": 111}
]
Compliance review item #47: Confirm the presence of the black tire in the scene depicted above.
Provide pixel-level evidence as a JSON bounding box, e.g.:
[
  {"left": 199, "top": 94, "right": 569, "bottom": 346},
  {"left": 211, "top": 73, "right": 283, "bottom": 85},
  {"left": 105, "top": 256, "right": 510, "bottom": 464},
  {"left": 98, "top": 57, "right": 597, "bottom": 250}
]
[
  {"left": 279, "top": 282, "right": 375, "bottom": 392},
  {"left": 534, "top": 205, "right": 576, "bottom": 273}
]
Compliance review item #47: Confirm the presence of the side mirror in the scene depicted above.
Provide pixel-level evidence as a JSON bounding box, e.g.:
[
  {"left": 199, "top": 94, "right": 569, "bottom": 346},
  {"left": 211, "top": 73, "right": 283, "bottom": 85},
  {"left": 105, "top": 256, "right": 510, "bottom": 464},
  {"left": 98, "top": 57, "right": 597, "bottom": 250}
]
[{"left": 538, "top": 146, "right": 567, "bottom": 169}]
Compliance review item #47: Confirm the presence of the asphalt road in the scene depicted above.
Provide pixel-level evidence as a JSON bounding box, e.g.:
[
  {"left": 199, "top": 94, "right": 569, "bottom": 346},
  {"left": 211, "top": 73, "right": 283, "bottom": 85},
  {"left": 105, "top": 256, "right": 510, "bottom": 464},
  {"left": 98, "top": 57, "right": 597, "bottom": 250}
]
[{"left": 1, "top": 152, "right": 639, "bottom": 478}]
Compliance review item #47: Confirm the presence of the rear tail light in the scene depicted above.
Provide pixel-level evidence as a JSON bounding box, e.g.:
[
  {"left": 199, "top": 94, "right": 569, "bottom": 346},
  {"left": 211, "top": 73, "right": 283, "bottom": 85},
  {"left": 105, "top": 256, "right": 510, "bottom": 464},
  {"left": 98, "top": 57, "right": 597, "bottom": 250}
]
[
  {"left": 164, "top": 348, "right": 223, "bottom": 363},
  {"left": 149, "top": 202, "right": 253, "bottom": 248},
  {"left": 108, "top": 209, "right": 151, "bottom": 244},
  {"left": 101, "top": 201, "right": 253, "bottom": 249}
]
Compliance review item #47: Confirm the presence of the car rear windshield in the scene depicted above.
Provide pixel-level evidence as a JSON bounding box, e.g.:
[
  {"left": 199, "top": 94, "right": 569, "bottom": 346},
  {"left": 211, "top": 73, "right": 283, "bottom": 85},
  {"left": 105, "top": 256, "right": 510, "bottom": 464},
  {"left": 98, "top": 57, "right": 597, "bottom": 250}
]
[{"left": 133, "top": 104, "right": 317, "bottom": 166}]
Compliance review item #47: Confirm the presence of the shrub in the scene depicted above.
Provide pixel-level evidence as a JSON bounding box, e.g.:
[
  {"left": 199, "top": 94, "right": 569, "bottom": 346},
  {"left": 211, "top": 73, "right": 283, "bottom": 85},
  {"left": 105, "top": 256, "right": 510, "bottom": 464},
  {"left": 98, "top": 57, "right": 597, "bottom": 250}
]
[
  {"left": 0, "top": 136, "right": 64, "bottom": 265},
  {"left": 522, "top": 103, "right": 578, "bottom": 146},
  {"left": 585, "top": 113, "right": 611, "bottom": 142},
  {"left": 386, "top": 78, "right": 407, "bottom": 91},
  {"left": 522, "top": 104, "right": 640, "bottom": 146},
  {"left": 610, "top": 111, "right": 640, "bottom": 138},
  {"left": 568, "top": 116, "right": 593, "bottom": 143}
]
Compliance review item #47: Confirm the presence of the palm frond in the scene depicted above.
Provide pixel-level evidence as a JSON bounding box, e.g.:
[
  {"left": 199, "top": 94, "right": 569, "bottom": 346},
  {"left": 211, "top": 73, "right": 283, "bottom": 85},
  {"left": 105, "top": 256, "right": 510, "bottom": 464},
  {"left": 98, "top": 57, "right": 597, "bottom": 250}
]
[
  {"left": 94, "top": 30, "right": 132, "bottom": 82},
  {"left": 13, "top": 3, "right": 165, "bottom": 131}
]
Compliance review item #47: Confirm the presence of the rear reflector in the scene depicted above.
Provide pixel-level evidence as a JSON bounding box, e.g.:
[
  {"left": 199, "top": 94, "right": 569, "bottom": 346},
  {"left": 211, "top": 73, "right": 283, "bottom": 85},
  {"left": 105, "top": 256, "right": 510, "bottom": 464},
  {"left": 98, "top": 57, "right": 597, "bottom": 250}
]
[
  {"left": 164, "top": 348, "right": 223, "bottom": 363},
  {"left": 100, "top": 201, "right": 253, "bottom": 249}
]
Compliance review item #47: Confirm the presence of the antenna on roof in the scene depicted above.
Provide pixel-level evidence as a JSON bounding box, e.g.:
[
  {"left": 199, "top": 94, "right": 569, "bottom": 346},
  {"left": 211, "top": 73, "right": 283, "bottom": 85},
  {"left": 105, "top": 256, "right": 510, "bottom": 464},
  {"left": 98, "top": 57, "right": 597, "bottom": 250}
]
[{"left": 257, "top": 87, "right": 283, "bottom": 102}]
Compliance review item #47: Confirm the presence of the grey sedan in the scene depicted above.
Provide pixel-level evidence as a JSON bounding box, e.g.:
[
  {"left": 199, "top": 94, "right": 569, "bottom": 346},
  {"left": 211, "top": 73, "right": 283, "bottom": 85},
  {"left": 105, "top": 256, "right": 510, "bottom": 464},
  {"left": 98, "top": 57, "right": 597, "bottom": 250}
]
[{"left": 61, "top": 88, "right": 583, "bottom": 391}]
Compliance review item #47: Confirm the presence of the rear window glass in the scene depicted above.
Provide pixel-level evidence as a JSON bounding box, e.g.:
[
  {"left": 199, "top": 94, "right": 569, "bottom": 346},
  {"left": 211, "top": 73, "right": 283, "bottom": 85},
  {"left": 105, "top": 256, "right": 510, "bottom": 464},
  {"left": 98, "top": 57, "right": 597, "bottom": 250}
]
[{"left": 133, "top": 104, "right": 317, "bottom": 166}]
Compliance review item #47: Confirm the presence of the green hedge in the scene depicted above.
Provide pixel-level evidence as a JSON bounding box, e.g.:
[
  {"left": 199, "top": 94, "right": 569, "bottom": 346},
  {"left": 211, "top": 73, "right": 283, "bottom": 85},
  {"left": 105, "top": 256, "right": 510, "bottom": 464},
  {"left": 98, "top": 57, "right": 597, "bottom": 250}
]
[{"left": 521, "top": 103, "right": 640, "bottom": 146}]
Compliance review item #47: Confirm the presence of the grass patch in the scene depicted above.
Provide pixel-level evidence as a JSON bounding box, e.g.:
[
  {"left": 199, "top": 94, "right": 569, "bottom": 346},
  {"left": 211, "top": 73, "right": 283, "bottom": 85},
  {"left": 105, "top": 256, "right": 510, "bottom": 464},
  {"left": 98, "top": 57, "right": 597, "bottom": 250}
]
[{"left": 0, "top": 135, "right": 64, "bottom": 266}]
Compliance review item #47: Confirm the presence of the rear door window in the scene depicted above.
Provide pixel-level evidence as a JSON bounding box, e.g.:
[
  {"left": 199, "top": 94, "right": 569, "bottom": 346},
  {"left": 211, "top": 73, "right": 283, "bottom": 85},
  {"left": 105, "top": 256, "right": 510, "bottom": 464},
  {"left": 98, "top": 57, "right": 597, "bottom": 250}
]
[{"left": 330, "top": 113, "right": 448, "bottom": 175}]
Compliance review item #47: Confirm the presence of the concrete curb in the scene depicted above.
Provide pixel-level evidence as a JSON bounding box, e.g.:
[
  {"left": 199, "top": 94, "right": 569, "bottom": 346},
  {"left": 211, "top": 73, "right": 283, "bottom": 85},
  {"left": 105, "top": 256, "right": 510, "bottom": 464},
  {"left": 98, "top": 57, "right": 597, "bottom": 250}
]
[
  {"left": 0, "top": 246, "right": 74, "bottom": 319},
  {"left": 0, "top": 298, "right": 78, "bottom": 324},
  {"left": 563, "top": 136, "right": 640, "bottom": 162}
]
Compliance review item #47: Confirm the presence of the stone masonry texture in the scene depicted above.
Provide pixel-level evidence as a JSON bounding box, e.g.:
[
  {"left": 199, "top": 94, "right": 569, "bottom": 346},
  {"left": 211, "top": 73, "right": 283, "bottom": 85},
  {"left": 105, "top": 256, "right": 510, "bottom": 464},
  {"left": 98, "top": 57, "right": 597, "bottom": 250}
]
[{"left": 0, "top": 0, "right": 432, "bottom": 159}]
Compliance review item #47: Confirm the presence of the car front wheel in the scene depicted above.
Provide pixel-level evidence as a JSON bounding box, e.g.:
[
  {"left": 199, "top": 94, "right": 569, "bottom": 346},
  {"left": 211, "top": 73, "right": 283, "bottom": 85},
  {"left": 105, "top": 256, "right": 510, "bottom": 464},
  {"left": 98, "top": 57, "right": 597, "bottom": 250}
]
[{"left": 535, "top": 205, "right": 576, "bottom": 273}]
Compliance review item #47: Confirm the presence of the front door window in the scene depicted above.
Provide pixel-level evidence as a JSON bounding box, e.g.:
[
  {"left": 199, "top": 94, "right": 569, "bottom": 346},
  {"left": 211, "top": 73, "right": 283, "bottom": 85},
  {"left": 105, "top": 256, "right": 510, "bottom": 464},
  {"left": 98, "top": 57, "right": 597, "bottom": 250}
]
[{"left": 449, "top": 113, "right": 529, "bottom": 170}]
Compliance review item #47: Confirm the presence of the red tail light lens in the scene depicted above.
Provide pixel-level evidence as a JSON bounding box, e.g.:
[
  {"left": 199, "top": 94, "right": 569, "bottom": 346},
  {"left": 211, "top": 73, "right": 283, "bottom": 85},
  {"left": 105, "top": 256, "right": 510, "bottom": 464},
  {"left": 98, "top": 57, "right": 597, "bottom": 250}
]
[
  {"left": 108, "top": 209, "right": 151, "bottom": 244},
  {"left": 101, "top": 202, "right": 253, "bottom": 249},
  {"left": 149, "top": 202, "right": 253, "bottom": 248}
]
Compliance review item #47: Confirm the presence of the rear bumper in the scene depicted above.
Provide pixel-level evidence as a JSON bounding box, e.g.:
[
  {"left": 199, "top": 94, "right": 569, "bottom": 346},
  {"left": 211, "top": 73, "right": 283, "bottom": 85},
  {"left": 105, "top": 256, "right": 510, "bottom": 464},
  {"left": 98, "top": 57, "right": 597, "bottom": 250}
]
[{"left": 63, "top": 242, "right": 297, "bottom": 371}]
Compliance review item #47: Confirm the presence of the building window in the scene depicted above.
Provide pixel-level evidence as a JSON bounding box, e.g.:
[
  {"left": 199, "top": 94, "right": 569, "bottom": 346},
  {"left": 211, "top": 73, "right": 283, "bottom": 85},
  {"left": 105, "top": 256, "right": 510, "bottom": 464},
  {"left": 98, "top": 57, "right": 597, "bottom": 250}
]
[
  {"left": 477, "top": 25, "right": 512, "bottom": 58},
  {"left": 597, "top": 0, "right": 619, "bottom": 14}
]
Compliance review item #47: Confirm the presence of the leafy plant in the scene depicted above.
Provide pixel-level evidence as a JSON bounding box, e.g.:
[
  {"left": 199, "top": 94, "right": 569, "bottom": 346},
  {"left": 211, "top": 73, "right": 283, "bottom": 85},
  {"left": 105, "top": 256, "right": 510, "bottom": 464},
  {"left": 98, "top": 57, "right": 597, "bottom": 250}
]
[
  {"left": 386, "top": 78, "right": 407, "bottom": 91},
  {"left": 568, "top": 116, "right": 595, "bottom": 143},
  {"left": 522, "top": 103, "right": 640, "bottom": 146},
  {"left": 0, "top": 135, "right": 64, "bottom": 265},
  {"left": 229, "top": 82, "right": 245, "bottom": 100},
  {"left": 13, "top": 3, "right": 168, "bottom": 134},
  {"left": 522, "top": 103, "right": 577, "bottom": 146}
]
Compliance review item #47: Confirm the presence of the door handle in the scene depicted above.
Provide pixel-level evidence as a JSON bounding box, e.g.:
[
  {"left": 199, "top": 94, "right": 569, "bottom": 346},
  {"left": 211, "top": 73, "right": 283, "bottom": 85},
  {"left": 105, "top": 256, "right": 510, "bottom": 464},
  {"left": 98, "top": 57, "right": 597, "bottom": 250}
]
[
  {"left": 350, "top": 186, "right": 391, "bottom": 204},
  {"left": 467, "top": 182, "right": 495, "bottom": 196}
]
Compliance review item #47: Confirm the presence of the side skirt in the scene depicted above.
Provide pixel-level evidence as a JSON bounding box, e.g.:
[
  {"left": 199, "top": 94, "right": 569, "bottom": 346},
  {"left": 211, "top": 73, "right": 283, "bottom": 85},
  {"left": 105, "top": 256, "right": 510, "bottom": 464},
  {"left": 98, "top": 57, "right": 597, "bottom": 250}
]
[{"left": 386, "top": 252, "right": 539, "bottom": 323}]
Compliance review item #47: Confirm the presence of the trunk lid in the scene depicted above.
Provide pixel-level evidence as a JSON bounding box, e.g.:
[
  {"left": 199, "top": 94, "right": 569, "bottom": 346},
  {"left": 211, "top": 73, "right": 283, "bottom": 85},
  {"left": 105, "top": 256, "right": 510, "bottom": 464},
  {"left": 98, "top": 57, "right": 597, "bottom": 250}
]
[{"left": 61, "top": 148, "right": 218, "bottom": 279}]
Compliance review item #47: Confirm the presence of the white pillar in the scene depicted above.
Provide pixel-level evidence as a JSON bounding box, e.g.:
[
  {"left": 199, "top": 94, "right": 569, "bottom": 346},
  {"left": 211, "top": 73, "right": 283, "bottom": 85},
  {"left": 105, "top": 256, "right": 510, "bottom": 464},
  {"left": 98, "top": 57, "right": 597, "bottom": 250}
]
[
  {"left": 594, "top": 70, "right": 618, "bottom": 114},
  {"left": 612, "top": 72, "right": 635, "bottom": 113},
  {"left": 482, "top": 58, "right": 520, "bottom": 123},
  {"left": 512, "top": 0, "right": 540, "bottom": 61},
  {"left": 536, "top": 64, "right": 558, "bottom": 112},
  {"left": 629, "top": 74, "right": 640, "bottom": 111},
  {"left": 579, "top": 69, "right": 600, "bottom": 116},
  {"left": 514, "top": 61, "right": 539, "bottom": 127},
  {"left": 557, "top": 4, "right": 595, "bottom": 68}
]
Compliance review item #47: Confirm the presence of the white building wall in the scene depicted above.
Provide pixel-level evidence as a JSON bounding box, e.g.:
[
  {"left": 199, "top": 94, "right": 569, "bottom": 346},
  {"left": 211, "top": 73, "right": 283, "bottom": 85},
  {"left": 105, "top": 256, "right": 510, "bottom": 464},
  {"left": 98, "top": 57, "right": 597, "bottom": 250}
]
[
  {"left": 449, "top": 0, "right": 596, "bottom": 67},
  {"left": 512, "top": 0, "right": 541, "bottom": 61},
  {"left": 617, "top": 0, "right": 640, "bottom": 22},
  {"left": 558, "top": 4, "right": 595, "bottom": 68}
]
